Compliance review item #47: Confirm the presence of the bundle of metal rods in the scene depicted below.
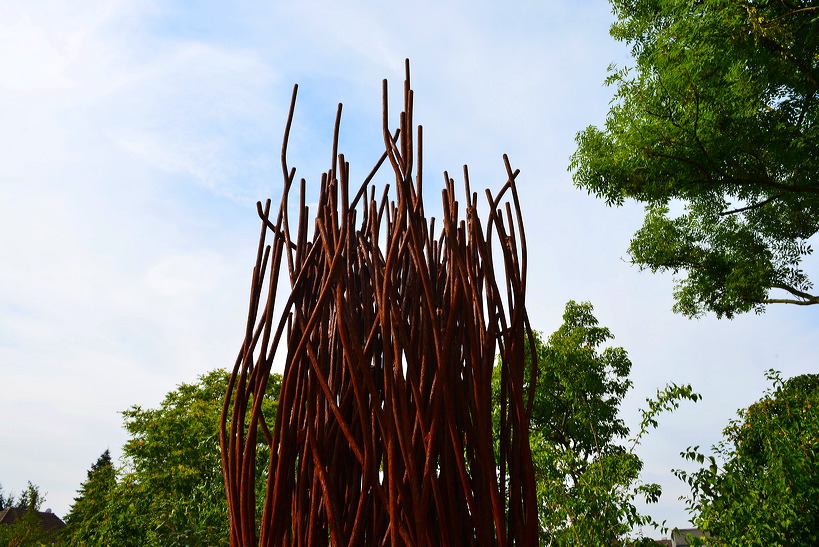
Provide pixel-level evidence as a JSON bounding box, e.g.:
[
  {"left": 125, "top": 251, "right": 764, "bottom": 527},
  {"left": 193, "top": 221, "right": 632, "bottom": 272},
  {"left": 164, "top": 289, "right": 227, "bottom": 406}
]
[{"left": 221, "top": 61, "right": 538, "bottom": 546}]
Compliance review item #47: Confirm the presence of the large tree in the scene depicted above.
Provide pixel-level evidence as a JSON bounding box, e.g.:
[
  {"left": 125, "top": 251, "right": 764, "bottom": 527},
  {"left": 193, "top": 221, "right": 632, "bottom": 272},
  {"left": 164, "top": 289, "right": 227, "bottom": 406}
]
[
  {"left": 494, "top": 301, "right": 700, "bottom": 545},
  {"left": 62, "top": 450, "right": 116, "bottom": 545},
  {"left": 116, "top": 370, "right": 239, "bottom": 545},
  {"left": 571, "top": 0, "right": 819, "bottom": 318},
  {"left": 675, "top": 371, "right": 819, "bottom": 546},
  {"left": 62, "top": 369, "right": 281, "bottom": 546}
]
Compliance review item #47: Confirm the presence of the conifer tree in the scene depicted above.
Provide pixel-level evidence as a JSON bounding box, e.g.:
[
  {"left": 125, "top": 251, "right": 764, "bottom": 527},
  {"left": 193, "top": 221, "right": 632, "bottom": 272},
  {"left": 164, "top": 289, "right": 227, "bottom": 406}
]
[{"left": 63, "top": 450, "right": 116, "bottom": 545}]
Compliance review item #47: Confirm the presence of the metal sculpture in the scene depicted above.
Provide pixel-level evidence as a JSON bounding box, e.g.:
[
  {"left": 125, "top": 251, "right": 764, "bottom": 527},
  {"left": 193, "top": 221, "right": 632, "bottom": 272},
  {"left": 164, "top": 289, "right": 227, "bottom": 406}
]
[{"left": 221, "top": 61, "right": 538, "bottom": 545}]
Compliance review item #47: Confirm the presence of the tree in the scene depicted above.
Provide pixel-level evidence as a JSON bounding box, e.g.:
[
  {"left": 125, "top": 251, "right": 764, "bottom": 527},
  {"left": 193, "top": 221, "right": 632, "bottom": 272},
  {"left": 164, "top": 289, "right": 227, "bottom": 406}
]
[
  {"left": 570, "top": 0, "right": 819, "bottom": 318},
  {"left": 62, "top": 450, "right": 116, "bottom": 545},
  {"left": 493, "top": 301, "right": 700, "bottom": 545},
  {"left": 0, "top": 482, "right": 58, "bottom": 547},
  {"left": 61, "top": 369, "right": 281, "bottom": 546},
  {"left": 675, "top": 371, "right": 819, "bottom": 546},
  {"left": 0, "top": 482, "right": 45, "bottom": 514},
  {"left": 121, "top": 369, "right": 280, "bottom": 545},
  {"left": 0, "top": 483, "right": 39, "bottom": 512},
  {"left": 116, "top": 369, "right": 237, "bottom": 545},
  {"left": 0, "top": 485, "right": 13, "bottom": 511}
]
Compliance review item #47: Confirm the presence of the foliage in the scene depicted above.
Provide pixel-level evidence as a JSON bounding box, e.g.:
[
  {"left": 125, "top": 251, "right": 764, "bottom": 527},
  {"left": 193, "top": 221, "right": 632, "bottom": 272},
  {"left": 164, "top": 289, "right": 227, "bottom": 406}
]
[
  {"left": 117, "top": 370, "right": 236, "bottom": 545},
  {"left": 493, "top": 301, "right": 700, "bottom": 545},
  {"left": 570, "top": 0, "right": 819, "bottom": 318},
  {"left": 675, "top": 370, "right": 819, "bottom": 546},
  {"left": 0, "top": 482, "right": 58, "bottom": 547},
  {"left": 0, "top": 482, "right": 43, "bottom": 513},
  {"left": 0, "top": 485, "right": 13, "bottom": 511},
  {"left": 61, "top": 369, "right": 281, "bottom": 546},
  {"left": 62, "top": 450, "right": 116, "bottom": 545},
  {"left": 0, "top": 512, "right": 55, "bottom": 547},
  {"left": 15, "top": 482, "right": 44, "bottom": 513}
]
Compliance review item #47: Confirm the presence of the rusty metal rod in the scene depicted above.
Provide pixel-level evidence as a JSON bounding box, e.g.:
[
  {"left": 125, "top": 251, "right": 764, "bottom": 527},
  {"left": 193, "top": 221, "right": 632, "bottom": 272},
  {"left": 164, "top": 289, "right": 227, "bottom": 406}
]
[{"left": 221, "top": 60, "right": 538, "bottom": 546}]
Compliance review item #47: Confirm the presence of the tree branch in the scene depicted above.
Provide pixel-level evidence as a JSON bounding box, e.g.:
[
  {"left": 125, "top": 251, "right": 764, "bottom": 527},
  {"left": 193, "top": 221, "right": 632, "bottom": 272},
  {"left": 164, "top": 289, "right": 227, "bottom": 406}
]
[
  {"left": 796, "top": 89, "right": 815, "bottom": 129},
  {"left": 719, "top": 193, "right": 785, "bottom": 216},
  {"left": 767, "top": 7, "right": 819, "bottom": 25},
  {"left": 680, "top": 174, "right": 819, "bottom": 195},
  {"left": 756, "top": 34, "right": 819, "bottom": 92},
  {"left": 759, "top": 298, "right": 818, "bottom": 306},
  {"left": 768, "top": 283, "right": 819, "bottom": 305}
]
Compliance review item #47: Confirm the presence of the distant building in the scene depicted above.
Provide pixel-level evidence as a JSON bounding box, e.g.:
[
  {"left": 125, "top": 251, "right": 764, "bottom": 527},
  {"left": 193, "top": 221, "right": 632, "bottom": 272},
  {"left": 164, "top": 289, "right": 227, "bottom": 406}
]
[
  {"left": 671, "top": 527, "right": 707, "bottom": 546},
  {"left": 0, "top": 507, "right": 66, "bottom": 541},
  {"left": 645, "top": 527, "right": 708, "bottom": 546}
]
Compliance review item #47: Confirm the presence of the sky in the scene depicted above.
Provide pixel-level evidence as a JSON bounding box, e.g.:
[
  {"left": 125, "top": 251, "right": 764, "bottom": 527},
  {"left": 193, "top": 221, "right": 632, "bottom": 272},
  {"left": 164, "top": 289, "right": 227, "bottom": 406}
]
[{"left": 1, "top": 0, "right": 816, "bottom": 536}]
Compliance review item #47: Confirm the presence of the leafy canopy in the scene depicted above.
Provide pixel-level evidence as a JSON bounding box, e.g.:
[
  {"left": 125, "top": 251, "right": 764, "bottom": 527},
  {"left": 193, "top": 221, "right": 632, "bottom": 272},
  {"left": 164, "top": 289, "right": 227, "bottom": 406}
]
[
  {"left": 0, "top": 482, "right": 56, "bottom": 547},
  {"left": 0, "top": 482, "right": 44, "bottom": 512},
  {"left": 675, "top": 371, "right": 819, "bottom": 546},
  {"left": 571, "top": 0, "right": 819, "bottom": 318},
  {"left": 493, "top": 301, "right": 700, "bottom": 545},
  {"left": 62, "top": 450, "right": 116, "bottom": 545},
  {"left": 61, "top": 369, "right": 281, "bottom": 546}
]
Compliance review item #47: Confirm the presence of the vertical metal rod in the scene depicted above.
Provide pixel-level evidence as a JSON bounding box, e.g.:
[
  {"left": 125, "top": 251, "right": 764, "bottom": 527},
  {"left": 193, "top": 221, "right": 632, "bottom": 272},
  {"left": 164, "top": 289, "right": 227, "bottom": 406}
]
[{"left": 222, "top": 61, "right": 538, "bottom": 546}]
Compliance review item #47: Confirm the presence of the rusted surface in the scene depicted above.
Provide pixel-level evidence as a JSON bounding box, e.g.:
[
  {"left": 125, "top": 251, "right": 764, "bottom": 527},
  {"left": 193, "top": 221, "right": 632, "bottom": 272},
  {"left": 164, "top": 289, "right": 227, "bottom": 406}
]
[{"left": 221, "top": 61, "right": 538, "bottom": 545}]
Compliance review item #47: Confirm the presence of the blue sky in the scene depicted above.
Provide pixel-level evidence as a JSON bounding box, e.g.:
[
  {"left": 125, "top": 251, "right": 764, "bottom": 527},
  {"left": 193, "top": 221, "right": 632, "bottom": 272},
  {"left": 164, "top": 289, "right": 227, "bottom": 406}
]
[{"left": 1, "top": 0, "right": 816, "bottom": 536}]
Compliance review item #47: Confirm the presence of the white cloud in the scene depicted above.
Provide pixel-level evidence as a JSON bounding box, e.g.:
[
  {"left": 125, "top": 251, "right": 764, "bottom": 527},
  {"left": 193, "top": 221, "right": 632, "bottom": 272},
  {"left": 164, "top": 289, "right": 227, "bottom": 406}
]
[{"left": 144, "top": 251, "right": 228, "bottom": 296}]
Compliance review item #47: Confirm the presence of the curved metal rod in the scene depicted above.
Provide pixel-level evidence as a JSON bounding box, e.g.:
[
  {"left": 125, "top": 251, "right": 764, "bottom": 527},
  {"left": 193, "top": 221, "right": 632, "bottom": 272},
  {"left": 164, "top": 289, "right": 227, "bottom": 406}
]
[{"left": 222, "top": 60, "right": 538, "bottom": 546}]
